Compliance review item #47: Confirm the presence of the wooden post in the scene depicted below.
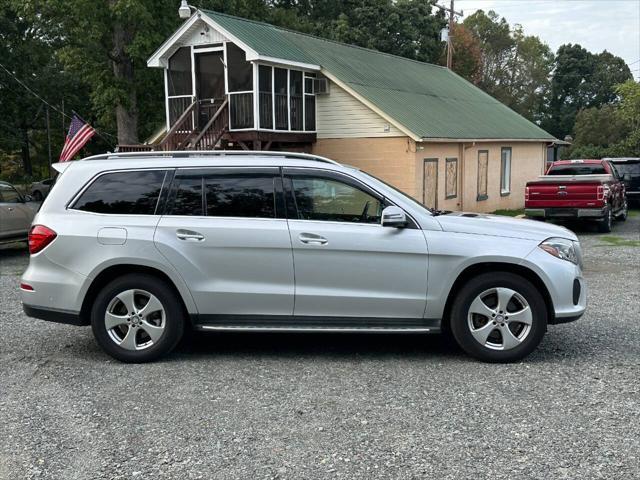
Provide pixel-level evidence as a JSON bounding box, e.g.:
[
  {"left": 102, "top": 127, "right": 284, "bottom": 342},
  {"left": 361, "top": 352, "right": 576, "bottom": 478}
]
[{"left": 46, "top": 105, "right": 52, "bottom": 177}]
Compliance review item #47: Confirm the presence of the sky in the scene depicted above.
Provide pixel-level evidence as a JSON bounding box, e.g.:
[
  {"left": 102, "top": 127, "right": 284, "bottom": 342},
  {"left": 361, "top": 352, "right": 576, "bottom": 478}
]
[{"left": 455, "top": 0, "right": 640, "bottom": 80}]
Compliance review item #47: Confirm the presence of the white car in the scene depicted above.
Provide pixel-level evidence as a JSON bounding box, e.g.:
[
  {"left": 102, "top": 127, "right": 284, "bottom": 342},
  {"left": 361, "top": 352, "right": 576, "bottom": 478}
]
[
  {"left": 0, "top": 181, "right": 35, "bottom": 244},
  {"left": 21, "top": 151, "right": 586, "bottom": 363}
]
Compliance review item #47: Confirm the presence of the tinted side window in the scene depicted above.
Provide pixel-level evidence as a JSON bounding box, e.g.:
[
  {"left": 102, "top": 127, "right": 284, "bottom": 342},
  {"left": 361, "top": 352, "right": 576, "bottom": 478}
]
[
  {"left": 73, "top": 170, "right": 166, "bottom": 215},
  {"left": 206, "top": 175, "right": 275, "bottom": 218},
  {"left": 289, "top": 176, "right": 383, "bottom": 224},
  {"left": 169, "top": 176, "right": 204, "bottom": 216},
  {"left": 167, "top": 172, "right": 276, "bottom": 218}
]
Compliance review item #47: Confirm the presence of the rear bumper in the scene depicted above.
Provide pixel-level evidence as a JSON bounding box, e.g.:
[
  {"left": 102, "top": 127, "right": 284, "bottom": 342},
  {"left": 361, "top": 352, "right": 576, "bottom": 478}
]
[
  {"left": 525, "top": 207, "right": 606, "bottom": 219},
  {"left": 23, "top": 304, "right": 87, "bottom": 326}
]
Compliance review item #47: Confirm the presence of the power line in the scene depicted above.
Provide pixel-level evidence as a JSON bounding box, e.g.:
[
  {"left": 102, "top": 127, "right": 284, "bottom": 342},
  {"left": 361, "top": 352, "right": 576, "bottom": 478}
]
[{"left": 0, "top": 60, "right": 117, "bottom": 146}]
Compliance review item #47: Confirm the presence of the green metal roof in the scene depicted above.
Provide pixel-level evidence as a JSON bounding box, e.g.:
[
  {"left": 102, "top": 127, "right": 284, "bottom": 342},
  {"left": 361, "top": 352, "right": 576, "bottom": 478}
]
[{"left": 202, "top": 10, "right": 556, "bottom": 141}]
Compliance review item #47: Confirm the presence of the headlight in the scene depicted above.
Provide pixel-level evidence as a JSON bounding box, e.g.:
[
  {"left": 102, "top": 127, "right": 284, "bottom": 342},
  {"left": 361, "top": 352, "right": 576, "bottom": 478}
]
[{"left": 539, "top": 237, "right": 579, "bottom": 265}]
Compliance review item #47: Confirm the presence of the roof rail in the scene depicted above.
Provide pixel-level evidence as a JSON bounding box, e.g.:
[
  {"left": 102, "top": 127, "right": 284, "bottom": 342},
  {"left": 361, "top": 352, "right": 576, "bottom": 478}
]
[{"left": 80, "top": 150, "right": 341, "bottom": 166}]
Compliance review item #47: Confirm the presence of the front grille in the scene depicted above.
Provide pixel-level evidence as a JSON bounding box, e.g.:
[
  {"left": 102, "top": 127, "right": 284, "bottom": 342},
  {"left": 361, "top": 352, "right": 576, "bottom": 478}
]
[{"left": 573, "top": 279, "right": 581, "bottom": 305}]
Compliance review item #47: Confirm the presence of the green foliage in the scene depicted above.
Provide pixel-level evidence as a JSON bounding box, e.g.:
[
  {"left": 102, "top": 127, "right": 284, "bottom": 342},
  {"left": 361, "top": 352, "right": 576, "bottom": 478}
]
[
  {"left": 463, "top": 10, "right": 553, "bottom": 123},
  {"left": 563, "top": 80, "right": 640, "bottom": 159},
  {"left": 543, "top": 44, "right": 632, "bottom": 139}
]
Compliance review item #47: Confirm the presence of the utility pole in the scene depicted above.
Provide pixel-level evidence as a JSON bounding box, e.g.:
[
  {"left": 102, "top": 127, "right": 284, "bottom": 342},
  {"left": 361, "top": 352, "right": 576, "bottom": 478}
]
[
  {"left": 434, "top": 0, "right": 463, "bottom": 69},
  {"left": 46, "top": 105, "right": 52, "bottom": 178}
]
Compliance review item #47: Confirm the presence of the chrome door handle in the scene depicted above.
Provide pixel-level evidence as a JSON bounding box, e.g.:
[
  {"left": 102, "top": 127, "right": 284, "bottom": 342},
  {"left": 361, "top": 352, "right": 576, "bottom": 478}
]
[
  {"left": 176, "top": 229, "right": 205, "bottom": 241},
  {"left": 298, "top": 233, "right": 328, "bottom": 245}
]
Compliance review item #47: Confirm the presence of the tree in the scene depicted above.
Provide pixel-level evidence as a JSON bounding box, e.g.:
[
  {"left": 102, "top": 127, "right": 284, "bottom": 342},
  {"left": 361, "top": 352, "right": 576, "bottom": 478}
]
[
  {"left": 447, "top": 23, "right": 483, "bottom": 84},
  {"left": 563, "top": 80, "right": 640, "bottom": 159},
  {"left": 21, "top": 0, "right": 183, "bottom": 145},
  {"left": 463, "top": 10, "right": 553, "bottom": 123},
  {"left": 543, "top": 44, "right": 632, "bottom": 139},
  {"left": 0, "top": 0, "right": 90, "bottom": 177}
]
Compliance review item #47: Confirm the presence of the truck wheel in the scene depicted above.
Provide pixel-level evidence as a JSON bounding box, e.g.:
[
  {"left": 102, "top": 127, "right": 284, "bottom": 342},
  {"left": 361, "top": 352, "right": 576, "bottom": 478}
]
[
  {"left": 449, "top": 272, "right": 547, "bottom": 363},
  {"left": 597, "top": 207, "right": 613, "bottom": 233},
  {"left": 616, "top": 201, "right": 628, "bottom": 222},
  {"left": 91, "top": 274, "right": 185, "bottom": 363}
]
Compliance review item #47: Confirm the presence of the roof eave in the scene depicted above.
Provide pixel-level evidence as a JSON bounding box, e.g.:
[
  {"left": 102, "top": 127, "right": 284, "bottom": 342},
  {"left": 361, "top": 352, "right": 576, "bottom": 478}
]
[{"left": 419, "top": 137, "right": 560, "bottom": 143}]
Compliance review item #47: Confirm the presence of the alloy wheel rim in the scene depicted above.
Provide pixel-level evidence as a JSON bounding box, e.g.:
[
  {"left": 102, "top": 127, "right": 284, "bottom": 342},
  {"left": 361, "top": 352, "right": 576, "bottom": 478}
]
[
  {"left": 105, "top": 289, "right": 166, "bottom": 351},
  {"left": 467, "top": 287, "right": 532, "bottom": 351}
]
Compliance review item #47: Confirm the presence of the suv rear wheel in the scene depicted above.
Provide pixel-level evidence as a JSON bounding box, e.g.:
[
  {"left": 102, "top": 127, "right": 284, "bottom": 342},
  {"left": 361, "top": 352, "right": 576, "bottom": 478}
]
[
  {"left": 91, "top": 274, "right": 184, "bottom": 363},
  {"left": 449, "top": 272, "right": 547, "bottom": 362}
]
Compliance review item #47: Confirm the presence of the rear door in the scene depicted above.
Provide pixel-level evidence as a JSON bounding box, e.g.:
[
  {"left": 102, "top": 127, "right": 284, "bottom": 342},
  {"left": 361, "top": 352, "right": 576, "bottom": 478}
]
[
  {"left": 283, "top": 168, "right": 429, "bottom": 320},
  {"left": 154, "top": 167, "right": 295, "bottom": 317}
]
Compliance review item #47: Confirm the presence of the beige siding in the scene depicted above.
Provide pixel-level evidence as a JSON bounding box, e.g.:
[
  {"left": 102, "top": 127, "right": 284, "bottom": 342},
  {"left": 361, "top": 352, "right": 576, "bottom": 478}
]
[
  {"left": 316, "top": 82, "right": 404, "bottom": 139},
  {"left": 415, "top": 142, "right": 547, "bottom": 213},
  {"left": 312, "top": 137, "right": 418, "bottom": 197},
  {"left": 313, "top": 138, "right": 547, "bottom": 213}
]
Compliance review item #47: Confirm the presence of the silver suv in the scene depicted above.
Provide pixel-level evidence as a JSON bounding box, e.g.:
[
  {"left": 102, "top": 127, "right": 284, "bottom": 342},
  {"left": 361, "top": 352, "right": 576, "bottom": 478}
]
[{"left": 21, "top": 152, "right": 586, "bottom": 363}]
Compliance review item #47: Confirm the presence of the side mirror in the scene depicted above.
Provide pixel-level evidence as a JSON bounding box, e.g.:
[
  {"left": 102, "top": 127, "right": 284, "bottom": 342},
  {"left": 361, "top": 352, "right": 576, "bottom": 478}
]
[
  {"left": 23, "top": 194, "right": 33, "bottom": 203},
  {"left": 381, "top": 206, "right": 407, "bottom": 228},
  {"left": 623, "top": 173, "right": 632, "bottom": 182}
]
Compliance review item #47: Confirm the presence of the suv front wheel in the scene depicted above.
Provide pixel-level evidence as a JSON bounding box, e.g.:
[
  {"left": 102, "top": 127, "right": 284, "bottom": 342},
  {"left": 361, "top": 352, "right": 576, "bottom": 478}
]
[
  {"left": 91, "top": 274, "right": 185, "bottom": 363},
  {"left": 450, "top": 272, "right": 547, "bottom": 362}
]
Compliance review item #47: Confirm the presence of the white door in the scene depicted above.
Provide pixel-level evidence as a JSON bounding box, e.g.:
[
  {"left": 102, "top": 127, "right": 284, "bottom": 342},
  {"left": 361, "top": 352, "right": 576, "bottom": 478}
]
[
  {"left": 154, "top": 168, "right": 295, "bottom": 317},
  {"left": 284, "top": 168, "right": 429, "bottom": 319}
]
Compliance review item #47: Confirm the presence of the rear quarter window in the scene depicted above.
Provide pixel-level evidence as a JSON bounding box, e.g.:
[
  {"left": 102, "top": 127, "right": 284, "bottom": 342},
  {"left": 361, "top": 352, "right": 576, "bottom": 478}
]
[{"left": 72, "top": 170, "right": 166, "bottom": 215}]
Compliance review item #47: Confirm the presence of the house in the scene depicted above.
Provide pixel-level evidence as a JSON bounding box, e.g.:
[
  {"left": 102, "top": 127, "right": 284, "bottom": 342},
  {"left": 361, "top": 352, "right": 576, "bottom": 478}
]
[{"left": 131, "top": 9, "right": 561, "bottom": 212}]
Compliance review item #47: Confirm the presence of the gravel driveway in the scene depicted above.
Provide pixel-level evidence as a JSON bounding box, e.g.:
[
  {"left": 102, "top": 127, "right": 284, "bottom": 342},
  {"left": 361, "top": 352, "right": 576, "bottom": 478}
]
[{"left": 1, "top": 214, "right": 639, "bottom": 480}]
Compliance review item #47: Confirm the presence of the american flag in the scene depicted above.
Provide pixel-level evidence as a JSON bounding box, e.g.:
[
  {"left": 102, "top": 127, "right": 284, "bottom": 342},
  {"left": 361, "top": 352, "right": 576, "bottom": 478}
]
[{"left": 59, "top": 114, "right": 96, "bottom": 162}]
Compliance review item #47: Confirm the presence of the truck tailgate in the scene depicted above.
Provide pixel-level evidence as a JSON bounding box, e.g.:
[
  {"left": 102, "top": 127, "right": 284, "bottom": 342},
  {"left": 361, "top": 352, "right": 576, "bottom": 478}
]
[{"left": 526, "top": 175, "right": 608, "bottom": 208}]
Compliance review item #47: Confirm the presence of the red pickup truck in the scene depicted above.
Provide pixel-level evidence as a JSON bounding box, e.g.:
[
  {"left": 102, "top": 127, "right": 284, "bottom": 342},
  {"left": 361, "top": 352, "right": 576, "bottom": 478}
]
[{"left": 525, "top": 159, "right": 628, "bottom": 232}]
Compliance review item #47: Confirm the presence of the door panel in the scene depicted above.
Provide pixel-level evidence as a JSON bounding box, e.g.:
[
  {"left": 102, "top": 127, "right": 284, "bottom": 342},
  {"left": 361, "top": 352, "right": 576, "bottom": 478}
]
[
  {"left": 284, "top": 168, "right": 429, "bottom": 319},
  {"left": 154, "top": 167, "right": 294, "bottom": 316},
  {"left": 155, "top": 217, "right": 294, "bottom": 315},
  {"left": 423, "top": 159, "right": 438, "bottom": 209},
  {"left": 288, "top": 220, "right": 429, "bottom": 318}
]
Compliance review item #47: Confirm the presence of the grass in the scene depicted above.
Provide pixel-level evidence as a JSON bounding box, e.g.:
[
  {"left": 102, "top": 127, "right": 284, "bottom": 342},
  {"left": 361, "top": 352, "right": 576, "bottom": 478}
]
[
  {"left": 597, "top": 236, "right": 640, "bottom": 247},
  {"left": 628, "top": 209, "right": 640, "bottom": 218},
  {"left": 491, "top": 209, "right": 524, "bottom": 217}
]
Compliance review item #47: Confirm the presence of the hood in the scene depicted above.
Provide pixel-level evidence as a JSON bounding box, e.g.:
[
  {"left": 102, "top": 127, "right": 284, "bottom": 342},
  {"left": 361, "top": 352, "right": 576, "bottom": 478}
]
[{"left": 435, "top": 212, "right": 578, "bottom": 242}]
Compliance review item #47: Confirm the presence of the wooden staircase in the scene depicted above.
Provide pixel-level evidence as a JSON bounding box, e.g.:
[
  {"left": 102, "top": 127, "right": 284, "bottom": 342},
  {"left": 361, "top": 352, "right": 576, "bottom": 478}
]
[{"left": 117, "top": 99, "right": 229, "bottom": 152}]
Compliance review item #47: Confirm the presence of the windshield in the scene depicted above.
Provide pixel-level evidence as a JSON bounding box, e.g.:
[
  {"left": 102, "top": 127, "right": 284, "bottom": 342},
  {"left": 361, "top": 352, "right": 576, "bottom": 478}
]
[
  {"left": 359, "top": 171, "right": 435, "bottom": 214},
  {"left": 548, "top": 164, "right": 607, "bottom": 175},
  {"left": 612, "top": 162, "right": 640, "bottom": 175}
]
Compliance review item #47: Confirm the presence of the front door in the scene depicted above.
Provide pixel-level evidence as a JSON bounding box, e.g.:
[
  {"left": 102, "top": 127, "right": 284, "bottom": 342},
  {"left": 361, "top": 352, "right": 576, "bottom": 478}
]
[
  {"left": 284, "top": 168, "right": 429, "bottom": 319},
  {"left": 154, "top": 167, "right": 295, "bottom": 318},
  {"left": 0, "top": 184, "right": 32, "bottom": 238},
  {"left": 423, "top": 159, "right": 438, "bottom": 209},
  {"left": 195, "top": 51, "right": 225, "bottom": 128}
]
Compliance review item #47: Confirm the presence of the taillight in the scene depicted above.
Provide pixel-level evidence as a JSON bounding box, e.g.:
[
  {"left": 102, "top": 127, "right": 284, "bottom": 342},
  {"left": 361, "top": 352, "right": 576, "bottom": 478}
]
[
  {"left": 28, "top": 225, "right": 57, "bottom": 254},
  {"left": 596, "top": 186, "right": 604, "bottom": 201},
  {"left": 525, "top": 186, "right": 530, "bottom": 201}
]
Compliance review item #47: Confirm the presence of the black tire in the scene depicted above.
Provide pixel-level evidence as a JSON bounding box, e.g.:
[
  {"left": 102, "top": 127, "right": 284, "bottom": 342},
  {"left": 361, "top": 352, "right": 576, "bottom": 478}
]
[
  {"left": 616, "top": 201, "right": 628, "bottom": 222},
  {"left": 32, "top": 190, "right": 43, "bottom": 201},
  {"left": 597, "top": 207, "right": 613, "bottom": 233},
  {"left": 449, "top": 272, "right": 547, "bottom": 363},
  {"left": 91, "top": 274, "right": 184, "bottom": 363}
]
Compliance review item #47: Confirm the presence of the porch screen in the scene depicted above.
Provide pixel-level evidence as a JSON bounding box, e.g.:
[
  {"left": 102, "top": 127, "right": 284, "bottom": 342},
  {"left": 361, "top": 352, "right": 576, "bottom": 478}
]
[
  {"left": 226, "top": 43, "right": 252, "bottom": 92},
  {"left": 274, "top": 68, "right": 288, "bottom": 130},
  {"left": 289, "top": 71, "right": 303, "bottom": 130},
  {"left": 167, "top": 47, "right": 192, "bottom": 96},
  {"left": 259, "top": 65, "right": 273, "bottom": 129}
]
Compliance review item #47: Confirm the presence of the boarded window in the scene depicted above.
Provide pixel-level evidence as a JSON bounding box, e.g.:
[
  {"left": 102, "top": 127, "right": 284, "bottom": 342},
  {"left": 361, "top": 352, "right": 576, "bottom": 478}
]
[
  {"left": 477, "top": 151, "right": 488, "bottom": 201},
  {"left": 226, "top": 43, "right": 252, "bottom": 92},
  {"left": 501, "top": 147, "right": 512, "bottom": 194},
  {"left": 445, "top": 158, "right": 458, "bottom": 199},
  {"left": 167, "top": 47, "right": 192, "bottom": 96}
]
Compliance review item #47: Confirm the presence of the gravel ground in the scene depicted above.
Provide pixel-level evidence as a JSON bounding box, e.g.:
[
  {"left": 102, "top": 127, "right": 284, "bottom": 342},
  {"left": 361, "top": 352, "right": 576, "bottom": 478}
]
[{"left": 1, "top": 213, "right": 639, "bottom": 480}]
